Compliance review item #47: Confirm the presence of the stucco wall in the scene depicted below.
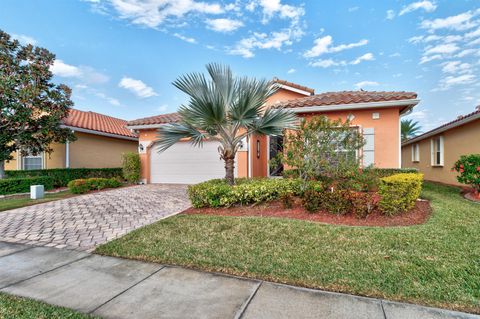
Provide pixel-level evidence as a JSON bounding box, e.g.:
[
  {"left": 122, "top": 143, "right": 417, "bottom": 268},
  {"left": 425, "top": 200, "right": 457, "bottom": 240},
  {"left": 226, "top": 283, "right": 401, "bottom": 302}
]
[
  {"left": 299, "top": 108, "right": 401, "bottom": 168},
  {"left": 69, "top": 132, "right": 137, "bottom": 168},
  {"left": 401, "top": 119, "right": 480, "bottom": 185}
]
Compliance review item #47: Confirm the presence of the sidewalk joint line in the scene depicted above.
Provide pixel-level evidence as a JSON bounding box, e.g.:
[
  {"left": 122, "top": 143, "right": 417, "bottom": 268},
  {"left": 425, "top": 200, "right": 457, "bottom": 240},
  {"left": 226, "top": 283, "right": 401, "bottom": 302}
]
[
  {"left": 380, "top": 300, "right": 388, "bottom": 319},
  {"left": 88, "top": 265, "right": 166, "bottom": 315},
  {"left": 0, "top": 254, "right": 91, "bottom": 291},
  {"left": 234, "top": 280, "right": 263, "bottom": 319},
  {"left": 0, "top": 245, "right": 34, "bottom": 259}
]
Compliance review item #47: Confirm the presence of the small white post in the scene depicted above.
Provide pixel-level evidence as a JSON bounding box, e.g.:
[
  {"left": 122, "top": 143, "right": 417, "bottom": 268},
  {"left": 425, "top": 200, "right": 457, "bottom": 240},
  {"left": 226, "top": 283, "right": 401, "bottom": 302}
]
[{"left": 30, "top": 185, "right": 44, "bottom": 199}]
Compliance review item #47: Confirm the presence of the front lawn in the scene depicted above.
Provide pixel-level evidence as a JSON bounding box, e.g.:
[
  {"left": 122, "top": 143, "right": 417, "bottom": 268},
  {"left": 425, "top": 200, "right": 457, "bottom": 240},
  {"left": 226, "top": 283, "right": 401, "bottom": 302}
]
[
  {"left": 95, "top": 182, "right": 480, "bottom": 314},
  {"left": 0, "top": 293, "right": 97, "bottom": 319},
  {"left": 0, "top": 191, "right": 73, "bottom": 212}
]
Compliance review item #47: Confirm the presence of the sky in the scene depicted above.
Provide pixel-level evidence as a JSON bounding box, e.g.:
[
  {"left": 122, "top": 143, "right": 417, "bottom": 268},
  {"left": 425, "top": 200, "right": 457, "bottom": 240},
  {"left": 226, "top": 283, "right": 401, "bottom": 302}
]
[{"left": 1, "top": 0, "right": 479, "bottom": 132}]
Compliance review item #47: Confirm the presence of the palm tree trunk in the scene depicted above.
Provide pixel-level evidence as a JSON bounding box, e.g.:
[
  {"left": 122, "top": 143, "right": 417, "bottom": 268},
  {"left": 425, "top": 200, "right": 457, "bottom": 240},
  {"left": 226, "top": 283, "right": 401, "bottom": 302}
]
[{"left": 225, "top": 156, "right": 235, "bottom": 185}]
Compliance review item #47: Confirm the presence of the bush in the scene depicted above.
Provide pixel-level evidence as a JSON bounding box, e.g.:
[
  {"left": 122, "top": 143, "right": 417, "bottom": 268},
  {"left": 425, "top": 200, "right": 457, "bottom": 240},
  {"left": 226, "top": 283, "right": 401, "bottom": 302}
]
[
  {"left": 122, "top": 152, "right": 141, "bottom": 184},
  {"left": 5, "top": 168, "right": 123, "bottom": 187},
  {"left": 188, "top": 178, "right": 303, "bottom": 208},
  {"left": 67, "top": 177, "right": 122, "bottom": 194},
  {"left": 378, "top": 173, "right": 423, "bottom": 216},
  {"left": 302, "top": 187, "right": 353, "bottom": 215},
  {"left": 350, "top": 192, "right": 378, "bottom": 218},
  {"left": 0, "top": 176, "right": 54, "bottom": 195},
  {"left": 452, "top": 154, "right": 480, "bottom": 193}
]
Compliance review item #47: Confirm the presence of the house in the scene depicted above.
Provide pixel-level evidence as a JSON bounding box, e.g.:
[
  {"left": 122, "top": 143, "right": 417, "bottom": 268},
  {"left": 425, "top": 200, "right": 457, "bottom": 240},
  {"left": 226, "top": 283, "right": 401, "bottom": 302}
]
[
  {"left": 5, "top": 109, "right": 138, "bottom": 171},
  {"left": 401, "top": 106, "right": 480, "bottom": 186},
  {"left": 127, "top": 79, "right": 419, "bottom": 184}
]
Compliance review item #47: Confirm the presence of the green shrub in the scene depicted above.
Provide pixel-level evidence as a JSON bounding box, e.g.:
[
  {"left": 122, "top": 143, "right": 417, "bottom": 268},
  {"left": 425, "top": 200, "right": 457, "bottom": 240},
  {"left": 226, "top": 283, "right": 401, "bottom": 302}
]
[
  {"left": 302, "top": 187, "right": 353, "bottom": 215},
  {"left": 188, "top": 178, "right": 303, "bottom": 208},
  {"left": 5, "top": 168, "right": 123, "bottom": 187},
  {"left": 0, "top": 176, "right": 54, "bottom": 195},
  {"left": 452, "top": 154, "right": 480, "bottom": 193},
  {"left": 350, "top": 192, "right": 377, "bottom": 218},
  {"left": 122, "top": 152, "right": 141, "bottom": 184},
  {"left": 67, "top": 177, "right": 122, "bottom": 194},
  {"left": 378, "top": 173, "right": 423, "bottom": 216}
]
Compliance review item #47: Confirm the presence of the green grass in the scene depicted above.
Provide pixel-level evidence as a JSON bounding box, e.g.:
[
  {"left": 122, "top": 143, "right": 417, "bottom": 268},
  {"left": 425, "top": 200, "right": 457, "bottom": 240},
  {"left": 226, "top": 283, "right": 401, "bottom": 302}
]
[
  {"left": 0, "top": 293, "right": 97, "bottom": 319},
  {"left": 0, "top": 191, "right": 73, "bottom": 212},
  {"left": 95, "top": 182, "right": 480, "bottom": 314}
]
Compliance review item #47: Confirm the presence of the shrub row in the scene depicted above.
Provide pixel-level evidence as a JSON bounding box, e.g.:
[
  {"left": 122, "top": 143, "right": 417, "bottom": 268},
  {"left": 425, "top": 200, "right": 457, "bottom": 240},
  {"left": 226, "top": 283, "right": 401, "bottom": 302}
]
[
  {"left": 67, "top": 178, "right": 122, "bottom": 194},
  {"left": 0, "top": 176, "right": 54, "bottom": 195},
  {"left": 188, "top": 178, "right": 303, "bottom": 208},
  {"left": 378, "top": 173, "right": 423, "bottom": 216},
  {"left": 5, "top": 168, "right": 123, "bottom": 187}
]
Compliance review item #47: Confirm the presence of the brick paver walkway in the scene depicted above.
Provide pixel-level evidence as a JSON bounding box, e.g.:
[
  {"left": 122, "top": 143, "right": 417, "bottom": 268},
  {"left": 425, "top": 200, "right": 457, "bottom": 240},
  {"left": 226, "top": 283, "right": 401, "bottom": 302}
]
[{"left": 0, "top": 184, "right": 189, "bottom": 251}]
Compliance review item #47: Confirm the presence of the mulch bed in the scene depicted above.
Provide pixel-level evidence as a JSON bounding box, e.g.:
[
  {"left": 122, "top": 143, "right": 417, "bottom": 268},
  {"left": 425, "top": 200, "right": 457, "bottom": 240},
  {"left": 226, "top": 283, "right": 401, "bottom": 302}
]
[
  {"left": 183, "top": 199, "right": 432, "bottom": 227},
  {"left": 464, "top": 191, "right": 480, "bottom": 203}
]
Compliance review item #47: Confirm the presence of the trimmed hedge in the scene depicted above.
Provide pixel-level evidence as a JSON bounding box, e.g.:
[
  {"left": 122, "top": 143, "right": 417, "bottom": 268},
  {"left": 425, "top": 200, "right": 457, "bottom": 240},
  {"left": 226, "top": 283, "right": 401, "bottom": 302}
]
[
  {"left": 67, "top": 178, "right": 122, "bottom": 194},
  {"left": 122, "top": 152, "right": 141, "bottom": 184},
  {"left": 188, "top": 178, "right": 303, "bottom": 208},
  {"left": 5, "top": 168, "right": 123, "bottom": 187},
  {"left": 0, "top": 176, "right": 54, "bottom": 195},
  {"left": 283, "top": 167, "right": 418, "bottom": 179},
  {"left": 378, "top": 173, "right": 423, "bottom": 216}
]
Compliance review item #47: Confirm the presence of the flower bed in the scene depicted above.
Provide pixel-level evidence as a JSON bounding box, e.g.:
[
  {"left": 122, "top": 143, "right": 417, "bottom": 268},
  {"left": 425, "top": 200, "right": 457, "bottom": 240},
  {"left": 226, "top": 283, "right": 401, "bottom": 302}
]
[{"left": 187, "top": 172, "right": 425, "bottom": 220}]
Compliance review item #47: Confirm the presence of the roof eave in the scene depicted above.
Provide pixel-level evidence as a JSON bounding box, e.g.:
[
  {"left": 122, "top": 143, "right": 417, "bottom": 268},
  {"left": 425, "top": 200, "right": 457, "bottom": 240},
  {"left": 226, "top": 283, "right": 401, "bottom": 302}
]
[
  {"left": 402, "top": 112, "right": 480, "bottom": 146},
  {"left": 126, "top": 123, "right": 167, "bottom": 130},
  {"left": 287, "top": 99, "right": 420, "bottom": 114},
  {"left": 61, "top": 125, "right": 138, "bottom": 141}
]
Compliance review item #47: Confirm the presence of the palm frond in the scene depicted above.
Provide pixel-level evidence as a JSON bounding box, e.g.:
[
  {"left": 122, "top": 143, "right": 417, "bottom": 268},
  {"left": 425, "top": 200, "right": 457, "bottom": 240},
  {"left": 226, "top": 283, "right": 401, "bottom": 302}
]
[
  {"left": 156, "top": 123, "right": 208, "bottom": 152},
  {"left": 249, "top": 108, "right": 298, "bottom": 136}
]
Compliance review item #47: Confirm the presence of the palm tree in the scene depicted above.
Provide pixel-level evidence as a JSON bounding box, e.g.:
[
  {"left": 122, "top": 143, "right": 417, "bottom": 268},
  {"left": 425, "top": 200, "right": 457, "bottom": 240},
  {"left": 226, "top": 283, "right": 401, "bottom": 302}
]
[
  {"left": 401, "top": 119, "right": 422, "bottom": 141},
  {"left": 156, "top": 63, "right": 298, "bottom": 185}
]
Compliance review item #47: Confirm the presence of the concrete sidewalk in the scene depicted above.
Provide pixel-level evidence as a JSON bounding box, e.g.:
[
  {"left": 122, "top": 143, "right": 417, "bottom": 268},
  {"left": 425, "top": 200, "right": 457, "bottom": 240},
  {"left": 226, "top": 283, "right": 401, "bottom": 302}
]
[{"left": 0, "top": 242, "right": 477, "bottom": 319}]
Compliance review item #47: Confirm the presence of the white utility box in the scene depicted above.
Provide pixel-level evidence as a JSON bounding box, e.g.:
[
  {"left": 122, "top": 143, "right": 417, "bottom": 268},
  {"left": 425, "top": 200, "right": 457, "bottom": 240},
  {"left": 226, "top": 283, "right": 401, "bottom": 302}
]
[{"left": 30, "top": 185, "right": 45, "bottom": 199}]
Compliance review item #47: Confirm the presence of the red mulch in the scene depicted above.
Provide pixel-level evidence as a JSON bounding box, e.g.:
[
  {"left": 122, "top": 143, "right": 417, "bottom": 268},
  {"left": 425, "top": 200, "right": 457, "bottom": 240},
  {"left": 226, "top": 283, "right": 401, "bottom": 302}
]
[
  {"left": 464, "top": 191, "right": 480, "bottom": 203},
  {"left": 183, "top": 199, "right": 432, "bottom": 227}
]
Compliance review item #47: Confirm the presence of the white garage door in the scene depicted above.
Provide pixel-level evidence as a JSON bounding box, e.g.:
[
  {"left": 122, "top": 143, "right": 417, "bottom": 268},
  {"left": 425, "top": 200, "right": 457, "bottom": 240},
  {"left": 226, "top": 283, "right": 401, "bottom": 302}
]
[{"left": 150, "top": 141, "right": 230, "bottom": 184}]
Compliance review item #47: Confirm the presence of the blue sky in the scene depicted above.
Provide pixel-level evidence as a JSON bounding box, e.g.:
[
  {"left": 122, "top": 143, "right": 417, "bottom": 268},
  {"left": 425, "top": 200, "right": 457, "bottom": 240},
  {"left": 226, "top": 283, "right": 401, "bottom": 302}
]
[{"left": 1, "top": 0, "right": 479, "bottom": 131}]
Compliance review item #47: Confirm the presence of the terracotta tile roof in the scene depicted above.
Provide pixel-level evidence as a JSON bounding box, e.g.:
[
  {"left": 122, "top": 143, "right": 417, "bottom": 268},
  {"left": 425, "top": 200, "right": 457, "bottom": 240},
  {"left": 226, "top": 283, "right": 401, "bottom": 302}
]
[
  {"left": 403, "top": 107, "right": 480, "bottom": 145},
  {"left": 126, "top": 112, "right": 181, "bottom": 126},
  {"left": 272, "top": 78, "right": 315, "bottom": 95},
  {"left": 63, "top": 109, "right": 137, "bottom": 138},
  {"left": 273, "top": 90, "right": 418, "bottom": 109}
]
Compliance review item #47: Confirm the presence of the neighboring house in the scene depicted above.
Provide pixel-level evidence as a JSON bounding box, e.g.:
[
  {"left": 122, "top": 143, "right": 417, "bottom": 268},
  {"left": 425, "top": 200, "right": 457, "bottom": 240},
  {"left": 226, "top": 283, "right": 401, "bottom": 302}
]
[
  {"left": 401, "top": 106, "right": 480, "bottom": 186},
  {"left": 127, "top": 79, "right": 419, "bottom": 184},
  {"left": 5, "top": 109, "right": 138, "bottom": 171}
]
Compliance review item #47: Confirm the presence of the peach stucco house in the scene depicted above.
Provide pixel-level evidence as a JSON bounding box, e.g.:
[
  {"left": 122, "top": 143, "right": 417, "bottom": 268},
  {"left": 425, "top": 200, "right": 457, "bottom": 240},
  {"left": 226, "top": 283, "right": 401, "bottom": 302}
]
[
  {"left": 5, "top": 109, "right": 138, "bottom": 171},
  {"left": 401, "top": 106, "right": 480, "bottom": 186},
  {"left": 126, "top": 79, "right": 419, "bottom": 184}
]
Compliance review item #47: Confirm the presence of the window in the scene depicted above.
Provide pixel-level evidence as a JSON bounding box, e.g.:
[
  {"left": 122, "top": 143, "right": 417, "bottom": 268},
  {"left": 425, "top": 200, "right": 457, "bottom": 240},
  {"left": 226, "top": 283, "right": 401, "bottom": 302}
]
[
  {"left": 22, "top": 152, "right": 43, "bottom": 170},
  {"left": 430, "top": 136, "right": 444, "bottom": 166},
  {"left": 411, "top": 144, "right": 420, "bottom": 162}
]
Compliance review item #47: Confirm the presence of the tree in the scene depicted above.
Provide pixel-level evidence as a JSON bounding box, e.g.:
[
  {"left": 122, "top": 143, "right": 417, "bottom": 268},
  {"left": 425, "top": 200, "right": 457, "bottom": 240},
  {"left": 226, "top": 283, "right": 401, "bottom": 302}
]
[
  {"left": 0, "top": 30, "right": 76, "bottom": 179},
  {"left": 156, "top": 63, "right": 297, "bottom": 185},
  {"left": 401, "top": 119, "right": 422, "bottom": 141},
  {"left": 275, "top": 116, "right": 365, "bottom": 185}
]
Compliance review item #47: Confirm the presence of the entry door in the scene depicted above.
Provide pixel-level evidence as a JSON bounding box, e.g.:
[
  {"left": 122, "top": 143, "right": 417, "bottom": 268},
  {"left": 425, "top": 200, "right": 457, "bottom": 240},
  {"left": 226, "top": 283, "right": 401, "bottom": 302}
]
[{"left": 269, "top": 135, "right": 284, "bottom": 176}]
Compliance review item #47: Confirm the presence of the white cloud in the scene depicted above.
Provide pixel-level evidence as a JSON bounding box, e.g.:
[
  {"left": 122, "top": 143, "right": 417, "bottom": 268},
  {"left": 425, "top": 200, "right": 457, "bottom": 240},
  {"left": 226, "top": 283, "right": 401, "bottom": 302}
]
[
  {"left": 229, "top": 29, "right": 300, "bottom": 58},
  {"left": 51, "top": 59, "right": 109, "bottom": 84},
  {"left": 456, "top": 49, "right": 478, "bottom": 58},
  {"left": 386, "top": 10, "right": 395, "bottom": 20},
  {"left": 309, "top": 59, "right": 345, "bottom": 68},
  {"left": 303, "top": 35, "right": 368, "bottom": 58},
  {"left": 119, "top": 76, "right": 158, "bottom": 98},
  {"left": 420, "top": 10, "right": 479, "bottom": 32},
  {"left": 173, "top": 33, "right": 196, "bottom": 43},
  {"left": 441, "top": 61, "right": 472, "bottom": 74},
  {"left": 105, "top": 0, "right": 223, "bottom": 28},
  {"left": 350, "top": 53, "right": 374, "bottom": 65},
  {"left": 348, "top": 6, "right": 359, "bottom": 12},
  {"left": 354, "top": 81, "right": 379, "bottom": 89},
  {"left": 465, "top": 27, "right": 480, "bottom": 39},
  {"left": 420, "top": 54, "right": 442, "bottom": 64},
  {"left": 424, "top": 43, "right": 459, "bottom": 55},
  {"left": 157, "top": 104, "right": 168, "bottom": 112},
  {"left": 389, "top": 52, "right": 401, "bottom": 57},
  {"left": 51, "top": 60, "right": 82, "bottom": 77},
  {"left": 399, "top": 1, "right": 437, "bottom": 16},
  {"left": 11, "top": 33, "right": 37, "bottom": 45},
  {"left": 205, "top": 18, "right": 243, "bottom": 32},
  {"left": 95, "top": 92, "right": 121, "bottom": 106},
  {"left": 438, "top": 74, "right": 476, "bottom": 89},
  {"left": 287, "top": 68, "right": 296, "bottom": 74},
  {"left": 257, "top": 0, "right": 304, "bottom": 24}
]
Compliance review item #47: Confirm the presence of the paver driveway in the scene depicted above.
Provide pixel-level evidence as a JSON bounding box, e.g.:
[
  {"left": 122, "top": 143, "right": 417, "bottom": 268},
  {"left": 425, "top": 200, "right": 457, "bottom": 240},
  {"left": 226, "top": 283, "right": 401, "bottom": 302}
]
[{"left": 0, "top": 184, "right": 189, "bottom": 251}]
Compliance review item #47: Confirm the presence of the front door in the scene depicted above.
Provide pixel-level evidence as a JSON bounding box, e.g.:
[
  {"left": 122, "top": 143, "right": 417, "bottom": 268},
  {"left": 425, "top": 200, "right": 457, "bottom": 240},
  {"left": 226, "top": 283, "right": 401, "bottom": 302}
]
[{"left": 269, "top": 135, "right": 284, "bottom": 176}]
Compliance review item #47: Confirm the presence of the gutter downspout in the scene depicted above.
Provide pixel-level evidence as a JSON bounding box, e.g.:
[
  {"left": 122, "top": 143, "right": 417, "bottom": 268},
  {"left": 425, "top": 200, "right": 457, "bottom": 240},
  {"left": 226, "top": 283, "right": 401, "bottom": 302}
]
[
  {"left": 247, "top": 136, "right": 252, "bottom": 178},
  {"left": 65, "top": 141, "right": 70, "bottom": 168}
]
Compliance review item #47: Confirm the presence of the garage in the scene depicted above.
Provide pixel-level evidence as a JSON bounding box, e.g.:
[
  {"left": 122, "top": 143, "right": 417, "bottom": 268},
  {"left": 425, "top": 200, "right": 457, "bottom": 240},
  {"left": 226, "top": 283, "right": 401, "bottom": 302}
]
[{"left": 150, "top": 141, "right": 230, "bottom": 184}]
